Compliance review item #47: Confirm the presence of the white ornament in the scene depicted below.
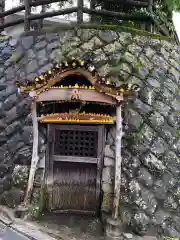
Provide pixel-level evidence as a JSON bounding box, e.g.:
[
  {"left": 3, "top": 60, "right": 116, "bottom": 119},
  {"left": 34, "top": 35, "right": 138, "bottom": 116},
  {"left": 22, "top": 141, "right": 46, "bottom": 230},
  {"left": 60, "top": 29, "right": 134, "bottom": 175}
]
[
  {"left": 17, "top": 88, "right": 21, "bottom": 94},
  {"left": 29, "top": 91, "right": 37, "bottom": 98}
]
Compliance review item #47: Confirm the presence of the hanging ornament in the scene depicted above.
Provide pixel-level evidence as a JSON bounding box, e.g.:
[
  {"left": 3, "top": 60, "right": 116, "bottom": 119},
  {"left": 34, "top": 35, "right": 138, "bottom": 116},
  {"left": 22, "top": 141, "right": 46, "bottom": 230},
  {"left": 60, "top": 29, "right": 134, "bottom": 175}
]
[
  {"left": 79, "top": 60, "right": 85, "bottom": 67},
  {"left": 88, "top": 65, "right": 95, "bottom": 72},
  {"left": 106, "top": 78, "right": 110, "bottom": 85}
]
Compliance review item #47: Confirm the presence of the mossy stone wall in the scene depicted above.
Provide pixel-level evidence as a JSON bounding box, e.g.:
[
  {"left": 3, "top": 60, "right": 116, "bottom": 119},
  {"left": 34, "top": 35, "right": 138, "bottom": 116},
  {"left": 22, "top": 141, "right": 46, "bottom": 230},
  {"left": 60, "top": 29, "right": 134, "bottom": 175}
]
[{"left": 0, "top": 28, "right": 179, "bottom": 238}]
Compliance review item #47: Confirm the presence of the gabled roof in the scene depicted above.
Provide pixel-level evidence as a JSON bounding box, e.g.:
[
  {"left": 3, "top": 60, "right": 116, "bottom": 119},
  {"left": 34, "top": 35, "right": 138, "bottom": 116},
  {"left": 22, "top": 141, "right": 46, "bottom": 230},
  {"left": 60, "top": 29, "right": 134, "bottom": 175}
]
[{"left": 16, "top": 57, "right": 140, "bottom": 102}]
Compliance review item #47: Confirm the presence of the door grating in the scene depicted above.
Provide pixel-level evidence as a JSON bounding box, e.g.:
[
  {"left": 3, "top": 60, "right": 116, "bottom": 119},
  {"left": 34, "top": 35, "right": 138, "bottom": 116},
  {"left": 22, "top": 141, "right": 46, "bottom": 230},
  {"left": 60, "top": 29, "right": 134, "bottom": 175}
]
[{"left": 54, "top": 129, "right": 98, "bottom": 158}]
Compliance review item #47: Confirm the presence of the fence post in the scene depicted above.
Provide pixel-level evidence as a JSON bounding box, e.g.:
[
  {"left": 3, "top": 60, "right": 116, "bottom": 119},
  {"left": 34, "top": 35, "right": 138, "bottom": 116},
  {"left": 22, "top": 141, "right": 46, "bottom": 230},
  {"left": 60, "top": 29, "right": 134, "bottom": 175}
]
[
  {"left": 0, "top": 0, "right": 5, "bottom": 33},
  {"left": 39, "top": 4, "right": 46, "bottom": 30},
  {"left": 24, "top": 0, "right": 31, "bottom": 31},
  {"left": 147, "top": 0, "right": 153, "bottom": 32},
  {"left": 77, "top": 0, "right": 83, "bottom": 24},
  {"left": 90, "top": 0, "right": 96, "bottom": 22}
]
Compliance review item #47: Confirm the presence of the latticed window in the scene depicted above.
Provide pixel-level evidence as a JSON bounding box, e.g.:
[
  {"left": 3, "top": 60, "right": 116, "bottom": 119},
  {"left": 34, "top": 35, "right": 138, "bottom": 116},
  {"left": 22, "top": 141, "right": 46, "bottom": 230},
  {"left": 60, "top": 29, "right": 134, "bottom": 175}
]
[{"left": 54, "top": 127, "right": 98, "bottom": 158}]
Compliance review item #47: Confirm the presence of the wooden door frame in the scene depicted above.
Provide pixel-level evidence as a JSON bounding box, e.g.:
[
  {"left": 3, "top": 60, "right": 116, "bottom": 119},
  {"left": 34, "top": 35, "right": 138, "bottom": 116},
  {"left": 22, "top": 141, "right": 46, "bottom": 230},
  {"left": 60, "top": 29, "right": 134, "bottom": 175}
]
[{"left": 45, "top": 124, "right": 106, "bottom": 213}]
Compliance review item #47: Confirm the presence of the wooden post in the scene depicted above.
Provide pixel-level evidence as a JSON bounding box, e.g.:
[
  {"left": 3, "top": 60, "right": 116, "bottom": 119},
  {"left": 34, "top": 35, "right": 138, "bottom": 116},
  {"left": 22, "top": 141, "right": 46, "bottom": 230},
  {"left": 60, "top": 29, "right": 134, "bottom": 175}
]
[
  {"left": 24, "top": 0, "right": 31, "bottom": 31},
  {"left": 147, "top": 0, "right": 153, "bottom": 32},
  {"left": 77, "top": 0, "right": 83, "bottom": 24},
  {"left": 39, "top": 4, "right": 46, "bottom": 30},
  {"left": 112, "top": 103, "right": 122, "bottom": 220},
  {"left": 24, "top": 101, "right": 39, "bottom": 205},
  {"left": 90, "top": 0, "right": 96, "bottom": 22},
  {"left": 0, "top": 0, "right": 5, "bottom": 30}
]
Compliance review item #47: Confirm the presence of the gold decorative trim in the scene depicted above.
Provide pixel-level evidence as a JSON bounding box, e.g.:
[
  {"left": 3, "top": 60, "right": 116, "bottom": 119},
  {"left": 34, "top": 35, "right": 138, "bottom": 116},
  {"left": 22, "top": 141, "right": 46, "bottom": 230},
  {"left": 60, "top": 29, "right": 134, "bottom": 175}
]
[
  {"left": 16, "top": 58, "right": 140, "bottom": 101},
  {"left": 39, "top": 112, "right": 114, "bottom": 124}
]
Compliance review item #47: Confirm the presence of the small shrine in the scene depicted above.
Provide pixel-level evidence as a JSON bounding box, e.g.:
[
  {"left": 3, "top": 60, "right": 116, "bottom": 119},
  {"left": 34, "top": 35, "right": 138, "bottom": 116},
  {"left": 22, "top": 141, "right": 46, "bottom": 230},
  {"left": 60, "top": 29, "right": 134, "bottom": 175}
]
[
  {"left": 17, "top": 58, "right": 139, "bottom": 125},
  {"left": 16, "top": 57, "right": 140, "bottom": 235}
]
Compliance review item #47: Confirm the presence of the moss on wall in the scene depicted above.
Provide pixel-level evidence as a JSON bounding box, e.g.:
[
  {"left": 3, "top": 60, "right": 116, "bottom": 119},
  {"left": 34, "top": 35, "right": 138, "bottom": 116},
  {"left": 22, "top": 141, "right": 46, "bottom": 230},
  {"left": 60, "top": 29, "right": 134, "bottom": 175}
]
[
  {"left": 30, "top": 186, "right": 46, "bottom": 220},
  {"left": 101, "top": 192, "right": 112, "bottom": 212}
]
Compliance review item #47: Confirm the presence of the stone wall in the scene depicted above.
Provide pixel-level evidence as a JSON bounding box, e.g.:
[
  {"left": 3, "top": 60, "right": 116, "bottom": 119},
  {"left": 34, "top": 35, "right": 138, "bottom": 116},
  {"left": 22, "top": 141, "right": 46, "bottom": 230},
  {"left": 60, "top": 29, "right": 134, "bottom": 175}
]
[{"left": 0, "top": 28, "right": 179, "bottom": 238}]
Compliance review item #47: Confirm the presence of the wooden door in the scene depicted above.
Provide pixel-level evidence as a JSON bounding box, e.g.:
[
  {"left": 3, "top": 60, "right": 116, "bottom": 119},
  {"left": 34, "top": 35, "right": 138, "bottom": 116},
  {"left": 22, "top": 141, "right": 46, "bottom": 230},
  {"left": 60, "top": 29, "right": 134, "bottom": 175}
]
[{"left": 46, "top": 124, "right": 105, "bottom": 214}]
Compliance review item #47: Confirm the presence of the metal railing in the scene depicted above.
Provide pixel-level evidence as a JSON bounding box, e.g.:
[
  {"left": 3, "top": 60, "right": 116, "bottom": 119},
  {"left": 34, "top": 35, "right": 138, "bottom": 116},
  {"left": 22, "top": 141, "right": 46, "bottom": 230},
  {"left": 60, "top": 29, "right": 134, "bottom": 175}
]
[{"left": 0, "top": 0, "right": 154, "bottom": 31}]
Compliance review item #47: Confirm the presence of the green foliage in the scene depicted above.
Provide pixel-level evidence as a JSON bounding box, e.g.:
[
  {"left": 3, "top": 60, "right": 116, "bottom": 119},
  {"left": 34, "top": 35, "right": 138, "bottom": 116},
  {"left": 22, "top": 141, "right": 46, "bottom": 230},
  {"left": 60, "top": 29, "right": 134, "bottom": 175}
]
[
  {"left": 30, "top": 186, "right": 46, "bottom": 220},
  {"left": 163, "top": 0, "right": 180, "bottom": 11},
  {"left": 101, "top": 192, "right": 111, "bottom": 210}
]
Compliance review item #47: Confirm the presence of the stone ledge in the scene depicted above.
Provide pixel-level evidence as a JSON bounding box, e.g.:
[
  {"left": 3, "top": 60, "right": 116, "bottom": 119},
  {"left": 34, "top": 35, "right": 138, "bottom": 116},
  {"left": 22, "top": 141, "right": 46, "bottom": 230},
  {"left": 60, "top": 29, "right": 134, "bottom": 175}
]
[{"left": 0, "top": 207, "right": 56, "bottom": 240}]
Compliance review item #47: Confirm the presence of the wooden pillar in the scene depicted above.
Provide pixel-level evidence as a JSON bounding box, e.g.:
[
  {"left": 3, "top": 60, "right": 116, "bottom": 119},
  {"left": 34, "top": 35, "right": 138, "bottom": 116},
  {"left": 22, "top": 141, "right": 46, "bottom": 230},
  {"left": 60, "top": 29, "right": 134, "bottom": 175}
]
[
  {"left": 24, "top": 101, "right": 39, "bottom": 205},
  {"left": 112, "top": 102, "right": 122, "bottom": 220}
]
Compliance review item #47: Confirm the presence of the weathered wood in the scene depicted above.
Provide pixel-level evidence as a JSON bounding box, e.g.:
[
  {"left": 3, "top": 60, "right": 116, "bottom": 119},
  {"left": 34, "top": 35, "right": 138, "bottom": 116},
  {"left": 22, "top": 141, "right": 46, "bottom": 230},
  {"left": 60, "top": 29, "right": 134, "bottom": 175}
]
[
  {"left": 112, "top": 103, "right": 123, "bottom": 220},
  {"left": 36, "top": 88, "right": 117, "bottom": 104},
  {"left": 24, "top": 101, "right": 39, "bottom": 205},
  {"left": 0, "top": 0, "right": 4, "bottom": 28},
  {"left": 46, "top": 124, "right": 102, "bottom": 214},
  {"left": 0, "top": 5, "right": 153, "bottom": 30},
  {"left": 53, "top": 155, "right": 97, "bottom": 163},
  {"left": 96, "top": 125, "right": 105, "bottom": 213},
  {"left": 39, "top": 4, "right": 46, "bottom": 29},
  {"left": 0, "top": 0, "right": 67, "bottom": 17},
  {"left": 24, "top": 0, "right": 31, "bottom": 31},
  {"left": 0, "top": 7, "right": 77, "bottom": 29},
  {"left": 77, "top": 0, "right": 83, "bottom": 24},
  {"left": 104, "top": 0, "right": 149, "bottom": 7},
  {"left": 83, "top": 7, "right": 152, "bottom": 21},
  {"left": 46, "top": 124, "right": 54, "bottom": 210}
]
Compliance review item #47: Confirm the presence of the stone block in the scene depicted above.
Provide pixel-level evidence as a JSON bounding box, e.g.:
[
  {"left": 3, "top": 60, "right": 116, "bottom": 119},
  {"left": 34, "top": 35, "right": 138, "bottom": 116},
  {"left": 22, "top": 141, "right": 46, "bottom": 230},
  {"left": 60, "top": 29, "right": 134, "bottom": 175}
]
[
  {"left": 5, "top": 121, "right": 20, "bottom": 136},
  {"left": 9, "top": 37, "right": 18, "bottom": 47},
  {"left": 102, "top": 182, "right": 113, "bottom": 193},
  {"left": 106, "top": 128, "right": 115, "bottom": 146},
  {"left": 38, "top": 155, "right": 45, "bottom": 169},
  {"left": 21, "top": 126, "right": 33, "bottom": 145},
  {"left": 47, "top": 41, "right": 59, "bottom": 51},
  {"left": 0, "top": 188, "right": 24, "bottom": 208},
  {"left": 12, "top": 165, "right": 29, "bottom": 189},
  {"left": 35, "top": 40, "right": 47, "bottom": 50},
  {"left": 5, "top": 106, "right": 17, "bottom": 124},
  {"left": 14, "top": 145, "right": 32, "bottom": 165},
  {"left": 98, "top": 30, "right": 118, "bottom": 43},
  {"left": 104, "top": 144, "right": 114, "bottom": 159},
  {"left": 137, "top": 168, "right": 153, "bottom": 187},
  {"left": 3, "top": 93, "right": 17, "bottom": 111},
  {"left": 102, "top": 166, "right": 114, "bottom": 184},
  {"left": 7, "top": 133, "right": 24, "bottom": 153},
  {"left": 21, "top": 36, "right": 34, "bottom": 50},
  {"left": 104, "top": 157, "right": 115, "bottom": 167},
  {"left": 26, "top": 58, "right": 38, "bottom": 75}
]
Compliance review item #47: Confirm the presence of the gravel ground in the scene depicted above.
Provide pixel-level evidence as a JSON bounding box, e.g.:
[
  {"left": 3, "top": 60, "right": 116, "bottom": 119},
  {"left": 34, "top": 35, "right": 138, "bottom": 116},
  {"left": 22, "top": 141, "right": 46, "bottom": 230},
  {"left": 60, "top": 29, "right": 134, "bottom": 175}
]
[{"left": 36, "top": 213, "right": 105, "bottom": 240}]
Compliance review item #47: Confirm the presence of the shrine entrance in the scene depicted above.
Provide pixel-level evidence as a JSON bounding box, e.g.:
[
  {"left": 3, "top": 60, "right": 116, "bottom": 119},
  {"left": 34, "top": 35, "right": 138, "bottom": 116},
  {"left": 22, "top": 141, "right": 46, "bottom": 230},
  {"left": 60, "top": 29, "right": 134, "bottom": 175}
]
[
  {"left": 16, "top": 57, "right": 138, "bottom": 218},
  {"left": 38, "top": 72, "right": 114, "bottom": 215},
  {"left": 47, "top": 124, "right": 104, "bottom": 214}
]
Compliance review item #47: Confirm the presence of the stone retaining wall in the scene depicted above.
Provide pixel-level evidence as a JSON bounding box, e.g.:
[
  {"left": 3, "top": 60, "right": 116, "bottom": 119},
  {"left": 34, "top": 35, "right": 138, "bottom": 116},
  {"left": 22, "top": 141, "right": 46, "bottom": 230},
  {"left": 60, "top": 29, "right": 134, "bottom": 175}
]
[{"left": 0, "top": 28, "right": 179, "bottom": 238}]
